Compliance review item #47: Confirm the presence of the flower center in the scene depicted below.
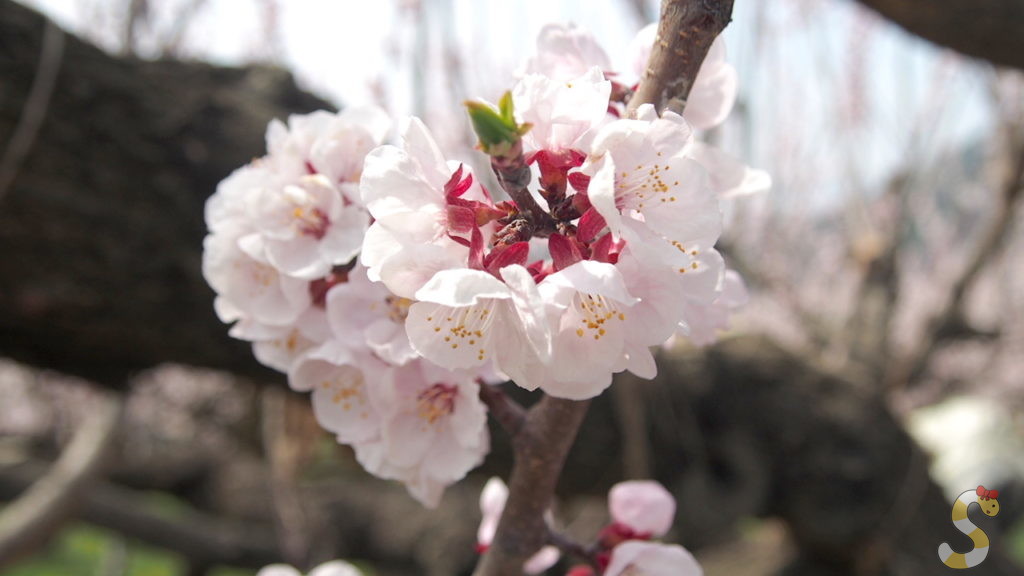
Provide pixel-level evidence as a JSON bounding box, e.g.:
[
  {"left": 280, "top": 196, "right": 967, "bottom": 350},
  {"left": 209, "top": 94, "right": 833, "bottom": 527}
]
[
  {"left": 292, "top": 206, "right": 330, "bottom": 240},
  {"left": 416, "top": 383, "right": 458, "bottom": 424},
  {"left": 574, "top": 293, "right": 625, "bottom": 340},
  {"left": 618, "top": 158, "right": 678, "bottom": 212},
  {"left": 427, "top": 302, "right": 496, "bottom": 361},
  {"left": 322, "top": 368, "right": 368, "bottom": 417},
  {"left": 385, "top": 295, "right": 414, "bottom": 323}
]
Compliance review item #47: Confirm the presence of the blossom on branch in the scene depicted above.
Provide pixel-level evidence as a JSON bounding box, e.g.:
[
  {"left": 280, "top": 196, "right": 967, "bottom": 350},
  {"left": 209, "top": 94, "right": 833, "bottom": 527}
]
[
  {"left": 257, "top": 560, "right": 364, "bottom": 576},
  {"left": 202, "top": 17, "right": 764, "bottom": 513},
  {"left": 604, "top": 541, "right": 703, "bottom": 576}
]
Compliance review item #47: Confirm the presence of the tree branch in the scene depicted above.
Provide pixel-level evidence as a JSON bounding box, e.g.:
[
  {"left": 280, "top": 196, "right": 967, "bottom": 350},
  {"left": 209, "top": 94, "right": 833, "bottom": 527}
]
[
  {"left": 856, "top": 0, "right": 1024, "bottom": 71},
  {"left": 474, "top": 396, "right": 591, "bottom": 576},
  {"left": 0, "top": 459, "right": 283, "bottom": 568},
  {"left": 478, "top": 383, "right": 527, "bottom": 437},
  {"left": 887, "top": 121, "right": 1024, "bottom": 389},
  {"left": 0, "top": 391, "right": 122, "bottom": 567},
  {"left": 0, "top": 18, "right": 63, "bottom": 205},
  {"left": 627, "top": 0, "right": 735, "bottom": 116}
]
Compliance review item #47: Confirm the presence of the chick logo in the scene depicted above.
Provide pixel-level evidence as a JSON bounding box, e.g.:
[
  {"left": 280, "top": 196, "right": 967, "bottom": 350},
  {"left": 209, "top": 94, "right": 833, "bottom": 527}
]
[{"left": 938, "top": 485, "right": 1000, "bottom": 569}]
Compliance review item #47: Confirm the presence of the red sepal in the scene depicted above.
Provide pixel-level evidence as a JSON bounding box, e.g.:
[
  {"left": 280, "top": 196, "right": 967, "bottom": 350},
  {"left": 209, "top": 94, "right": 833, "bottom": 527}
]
[
  {"left": 485, "top": 241, "right": 530, "bottom": 275},
  {"left": 568, "top": 171, "right": 592, "bottom": 194},
  {"left": 447, "top": 204, "right": 477, "bottom": 234},
  {"left": 444, "top": 164, "right": 475, "bottom": 199},
  {"left": 590, "top": 232, "right": 625, "bottom": 264},
  {"left": 576, "top": 208, "right": 607, "bottom": 244},
  {"left": 468, "top": 226, "right": 485, "bottom": 270},
  {"left": 549, "top": 233, "right": 584, "bottom": 271}
]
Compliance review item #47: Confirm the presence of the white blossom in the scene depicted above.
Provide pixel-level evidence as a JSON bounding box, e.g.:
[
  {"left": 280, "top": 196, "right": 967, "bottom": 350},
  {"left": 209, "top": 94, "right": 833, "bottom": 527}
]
[
  {"left": 257, "top": 560, "right": 364, "bottom": 576},
  {"left": 608, "top": 480, "right": 677, "bottom": 538},
  {"left": 604, "top": 541, "right": 703, "bottom": 576}
]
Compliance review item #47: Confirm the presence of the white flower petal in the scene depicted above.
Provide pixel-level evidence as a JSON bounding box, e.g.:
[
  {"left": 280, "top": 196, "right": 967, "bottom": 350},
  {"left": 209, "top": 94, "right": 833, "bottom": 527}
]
[
  {"left": 308, "top": 560, "right": 364, "bottom": 576},
  {"left": 605, "top": 541, "right": 703, "bottom": 576},
  {"left": 690, "top": 142, "right": 771, "bottom": 198}
]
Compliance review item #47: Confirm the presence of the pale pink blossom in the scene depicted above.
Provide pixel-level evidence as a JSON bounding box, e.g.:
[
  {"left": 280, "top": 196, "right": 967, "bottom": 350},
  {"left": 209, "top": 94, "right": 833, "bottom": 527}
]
[
  {"left": 256, "top": 560, "right": 364, "bottom": 576},
  {"left": 579, "top": 105, "right": 729, "bottom": 345},
  {"left": 477, "top": 477, "right": 561, "bottom": 574},
  {"left": 534, "top": 260, "right": 643, "bottom": 399},
  {"left": 628, "top": 27, "right": 770, "bottom": 197},
  {"left": 513, "top": 67, "right": 611, "bottom": 156},
  {"left": 292, "top": 348, "right": 385, "bottom": 444},
  {"left": 205, "top": 162, "right": 277, "bottom": 233},
  {"left": 232, "top": 308, "right": 329, "bottom": 373},
  {"left": 583, "top": 105, "right": 721, "bottom": 251},
  {"left": 520, "top": 23, "right": 612, "bottom": 81},
  {"left": 360, "top": 118, "right": 495, "bottom": 297},
  {"left": 238, "top": 174, "right": 368, "bottom": 280},
  {"left": 355, "top": 361, "right": 490, "bottom": 508},
  {"left": 265, "top": 106, "right": 391, "bottom": 200},
  {"left": 608, "top": 480, "right": 676, "bottom": 538},
  {"left": 689, "top": 142, "right": 772, "bottom": 199},
  {"left": 682, "top": 269, "right": 748, "bottom": 346},
  {"left": 604, "top": 541, "right": 703, "bottom": 576},
  {"left": 324, "top": 264, "right": 418, "bottom": 366},
  {"left": 202, "top": 222, "right": 311, "bottom": 327},
  {"left": 405, "top": 265, "right": 552, "bottom": 391}
]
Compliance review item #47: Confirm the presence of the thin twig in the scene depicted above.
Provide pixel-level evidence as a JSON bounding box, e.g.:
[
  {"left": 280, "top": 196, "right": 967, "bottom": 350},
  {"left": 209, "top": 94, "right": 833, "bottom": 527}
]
[
  {"left": 0, "top": 20, "right": 64, "bottom": 207},
  {"left": 888, "top": 123, "right": 1024, "bottom": 389},
  {"left": 0, "top": 391, "right": 122, "bottom": 567},
  {"left": 547, "top": 528, "right": 599, "bottom": 568},
  {"left": 261, "top": 387, "right": 314, "bottom": 568},
  {"left": 612, "top": 373, "right": 652, "bottom": 479},
  {"left": 0, "top": 458, "right": 283, "bottom": 567},
  {"left": 490, "top": 142, "right": 557, "bottom": 236}
]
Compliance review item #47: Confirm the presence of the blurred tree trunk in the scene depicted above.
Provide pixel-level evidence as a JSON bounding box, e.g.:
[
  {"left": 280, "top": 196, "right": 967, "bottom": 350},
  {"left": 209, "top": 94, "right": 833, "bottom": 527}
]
[
  {"left": 0, "top": 0, "right": 327, "bottom": 387},
  {"left": 855, "top": 0, "right": 1024, "bottom": 70}
]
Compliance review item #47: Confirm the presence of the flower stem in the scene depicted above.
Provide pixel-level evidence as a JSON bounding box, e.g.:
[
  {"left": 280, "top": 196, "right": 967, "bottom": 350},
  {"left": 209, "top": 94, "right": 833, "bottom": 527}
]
[
  {"left": 547, "top": 528, "right": 599, "bottom": 568},
  {"left": 489, "top": 141, "right": 557, "bottom": 237}
]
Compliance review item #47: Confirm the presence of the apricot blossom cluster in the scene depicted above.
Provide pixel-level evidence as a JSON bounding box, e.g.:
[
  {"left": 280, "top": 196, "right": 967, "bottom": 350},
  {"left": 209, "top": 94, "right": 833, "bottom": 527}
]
[{"left": 202, "top": 22, "right": 763, "bottom": 511}]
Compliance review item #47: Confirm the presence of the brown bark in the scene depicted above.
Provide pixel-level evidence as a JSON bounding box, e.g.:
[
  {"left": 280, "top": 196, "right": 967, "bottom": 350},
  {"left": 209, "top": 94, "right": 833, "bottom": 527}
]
[
  {"left": 628, "top": 0, "right": 735, "bottom": 116},
  {"left": 0, "top": 0, "right": 329, "bottom": 388},
  {"left": 474, "top": 397, "right": 591, "bottom": 576},
  {"left": 856, "top": 0, "right": 1024, "bottom": 70}
]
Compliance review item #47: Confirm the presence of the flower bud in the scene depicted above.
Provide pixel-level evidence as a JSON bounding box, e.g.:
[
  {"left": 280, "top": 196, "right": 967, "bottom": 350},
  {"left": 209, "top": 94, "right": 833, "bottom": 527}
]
[{"left": 465, "top": 91, "right": 532, "bottom": 157}]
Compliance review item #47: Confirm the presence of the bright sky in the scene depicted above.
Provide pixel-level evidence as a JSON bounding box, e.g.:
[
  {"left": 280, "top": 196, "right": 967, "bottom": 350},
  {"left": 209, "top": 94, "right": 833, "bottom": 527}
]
[{"left": 19, "top": 0, "right": 995, "bottom": 211}]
